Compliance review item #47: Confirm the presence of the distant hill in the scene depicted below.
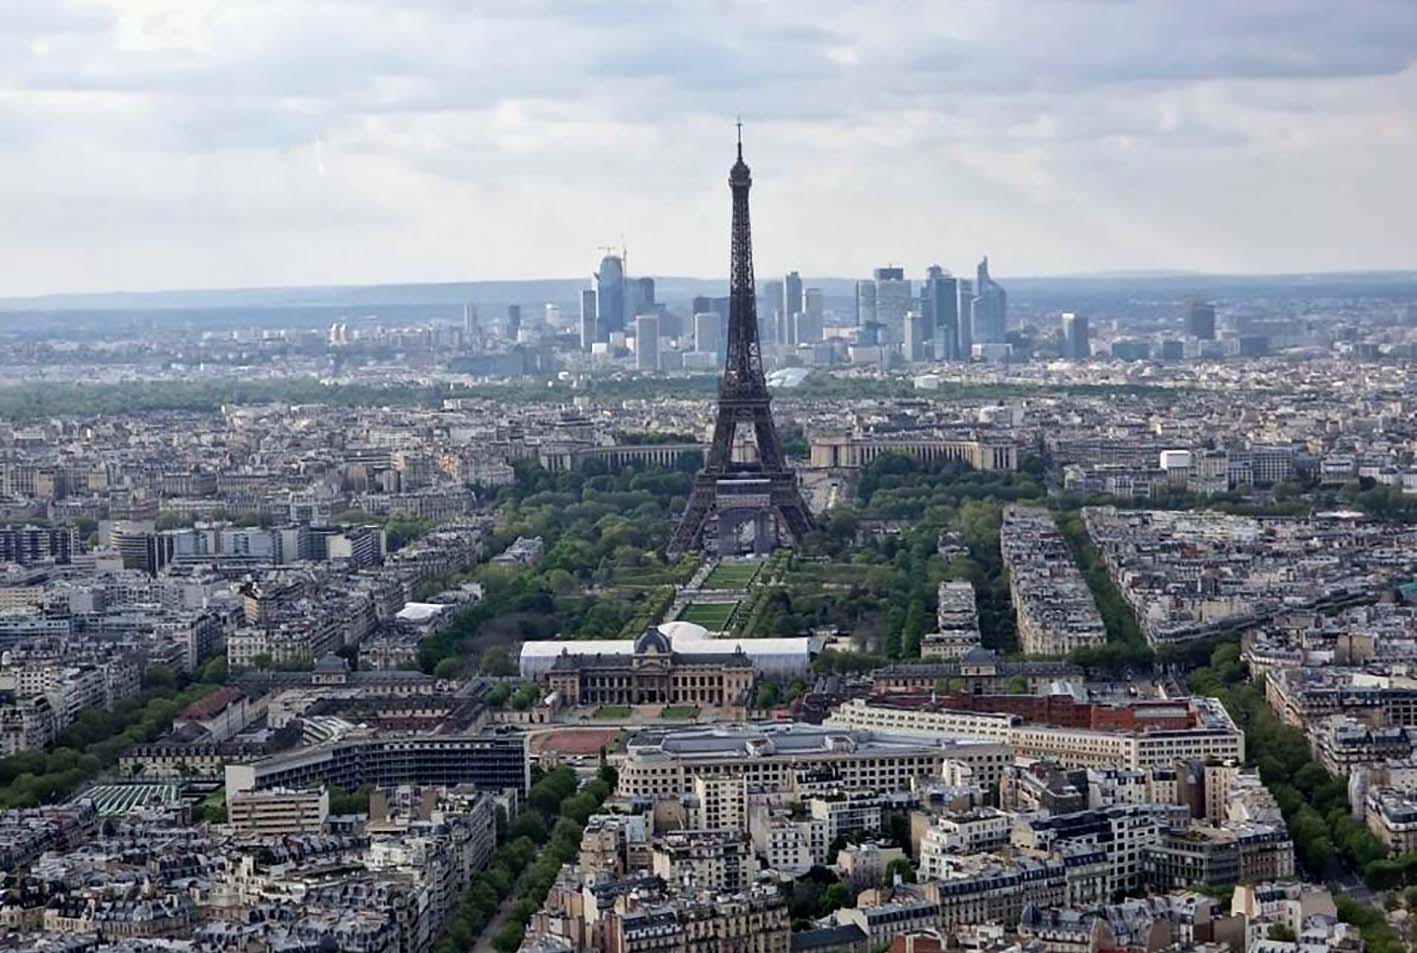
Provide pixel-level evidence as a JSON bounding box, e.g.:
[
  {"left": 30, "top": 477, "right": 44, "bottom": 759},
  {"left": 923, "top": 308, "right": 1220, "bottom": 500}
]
[{"left": 2, "top": 270, "right": 1412, "bottom": 314}]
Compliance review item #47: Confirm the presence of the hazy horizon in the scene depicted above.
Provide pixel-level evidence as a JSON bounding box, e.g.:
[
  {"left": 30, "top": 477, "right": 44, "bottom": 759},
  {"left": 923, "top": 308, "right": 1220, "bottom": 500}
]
[{"left": 4, "top": 1, "right": 1416, "bottom": 297}]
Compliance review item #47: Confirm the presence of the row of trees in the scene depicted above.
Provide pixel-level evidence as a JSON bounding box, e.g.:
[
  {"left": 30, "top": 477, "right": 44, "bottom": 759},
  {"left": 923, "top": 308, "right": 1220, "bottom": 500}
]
[
  {"left": 0, "top": 378, "right": 460, "bottom": 422},
  {"left": 0, "top": 664, "right": 226, "bottom": 808},
  {"left": 1182, "top": 639, "right": 1414, "bottom": 951},
  {"left": 435, "top": 764, "right": 615, "bottom": 953},
  {"left": 1187, "top": 641, "right": 1401, "bottom": 888},
  {"left": 855, "top": 454, "right": 1047, "bottom": 524}
]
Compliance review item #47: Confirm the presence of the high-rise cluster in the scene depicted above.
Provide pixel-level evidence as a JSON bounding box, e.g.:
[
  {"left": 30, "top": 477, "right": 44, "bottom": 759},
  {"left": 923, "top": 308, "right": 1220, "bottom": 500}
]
[
  {"left": 580, "top": 252, "right": 669, "bottom": 369},
  {"left": 849, "top": 256, "right": 1008, "bottom": 363}
]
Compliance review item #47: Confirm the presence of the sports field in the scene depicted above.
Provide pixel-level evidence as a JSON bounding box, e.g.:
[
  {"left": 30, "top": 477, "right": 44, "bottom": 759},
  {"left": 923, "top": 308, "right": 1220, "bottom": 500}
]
[
  {"left": 530, "top": 728, "right": 619, "bottom": 756},
  {"left": 678, "top": 601, "right": 738, "bottom": 630},
  {"left": 702, "top": 562, "right": 760, "bottom": 590}
]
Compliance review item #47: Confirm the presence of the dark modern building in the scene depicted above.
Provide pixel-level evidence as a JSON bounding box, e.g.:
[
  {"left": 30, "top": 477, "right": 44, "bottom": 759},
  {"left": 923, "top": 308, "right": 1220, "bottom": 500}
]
[
  {"left": 921, "top": 266, "right": 960, "bottom": 360},
  {"left": 970, "top": 257, "right": 1007, "bottom": 345},
  {"left": 1185, "top": 300, "right": 1217, "bottom": 340},
  {"left": 0, "top": 525, "right": 78, "bottom": 566},
  {"left": 630, "top": 276, "right": 656, "bottom": 321},
  {"left": 228, "top": 731, "right": 530, "bottom": 797},
  {"left": 784, "top": 271, "right": 803, "bottom": 328},
  {"left": 114, "top": 528, "right": 172, "bottom": 576},
  {"left": 1061, "top": 312, "right": 1090, "bottom": 360},
  {"left": 596, "top": 253, "right": 627, "bottom": 339}
]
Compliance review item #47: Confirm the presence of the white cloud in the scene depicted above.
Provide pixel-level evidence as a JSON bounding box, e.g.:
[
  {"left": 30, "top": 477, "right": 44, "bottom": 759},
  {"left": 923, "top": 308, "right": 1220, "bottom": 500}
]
[{"left": 0, "top": 0, "right": 1414, "bottom": 294}]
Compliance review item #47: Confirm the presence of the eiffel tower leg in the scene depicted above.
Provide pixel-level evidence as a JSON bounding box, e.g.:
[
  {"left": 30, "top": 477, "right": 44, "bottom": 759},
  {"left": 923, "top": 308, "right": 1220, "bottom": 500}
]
[
  {"left": 668, "top": 475, "right": 716, "bottom": 556},
  {"left": 771, "top": 485, "right": 816, "bottom": 544}
]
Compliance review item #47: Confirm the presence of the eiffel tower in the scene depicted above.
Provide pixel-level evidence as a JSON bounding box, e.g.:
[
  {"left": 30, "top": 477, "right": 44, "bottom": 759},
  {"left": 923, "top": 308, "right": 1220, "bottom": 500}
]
[{"left": 668, "top": 127, "right": 815, "bottom": 556}]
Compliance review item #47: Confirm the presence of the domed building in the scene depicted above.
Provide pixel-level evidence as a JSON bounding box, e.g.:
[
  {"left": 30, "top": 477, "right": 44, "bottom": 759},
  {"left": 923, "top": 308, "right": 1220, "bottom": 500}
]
[{"left": 543, "top": 625, "right": 756, "bottom": 707}]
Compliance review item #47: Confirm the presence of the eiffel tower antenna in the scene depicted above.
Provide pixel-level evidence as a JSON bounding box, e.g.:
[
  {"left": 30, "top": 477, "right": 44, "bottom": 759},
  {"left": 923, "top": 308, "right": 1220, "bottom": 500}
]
[{"left": 668, "top": 128, "right": 815, "bottom": 556}]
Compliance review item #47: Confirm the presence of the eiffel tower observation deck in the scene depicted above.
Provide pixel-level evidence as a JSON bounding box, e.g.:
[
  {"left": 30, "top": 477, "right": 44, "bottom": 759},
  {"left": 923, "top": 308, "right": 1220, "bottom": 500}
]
[{"left": 667, "top": 128, "right": 815, "bottom": 557}]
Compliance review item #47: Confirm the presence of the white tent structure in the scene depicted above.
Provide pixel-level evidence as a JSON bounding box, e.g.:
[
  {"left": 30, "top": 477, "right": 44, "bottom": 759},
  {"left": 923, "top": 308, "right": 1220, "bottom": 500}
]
[{"left": 518, "top": 620, "right": 814, "bottom": 680}]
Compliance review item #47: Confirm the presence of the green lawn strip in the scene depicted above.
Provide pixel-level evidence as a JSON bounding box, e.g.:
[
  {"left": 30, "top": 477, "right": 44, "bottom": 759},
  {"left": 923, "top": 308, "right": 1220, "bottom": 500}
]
[{"left": 679, "top": 602, "right": 739, "bottom": 629}]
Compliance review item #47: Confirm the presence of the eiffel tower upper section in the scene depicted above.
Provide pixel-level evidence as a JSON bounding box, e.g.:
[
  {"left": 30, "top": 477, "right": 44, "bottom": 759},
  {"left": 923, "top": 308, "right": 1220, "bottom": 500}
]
[{"left": 719, "top": 124, "right": 769, "bottom": 404}]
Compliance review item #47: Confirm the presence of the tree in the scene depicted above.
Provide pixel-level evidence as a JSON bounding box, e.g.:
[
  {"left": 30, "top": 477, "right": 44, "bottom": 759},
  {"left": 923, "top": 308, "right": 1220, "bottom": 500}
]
[
  {"left": 199, "top": 656, "right": 229, "bottom": 684},
  {"left": 480, "top": 646, "right": 518, "bottom": 677},
  {"left": 508, "top": 811, "right": 548, "bottom": 844},
  {"left": 328, "top": 786, "right": 371, "bottom": 816},
  {"left": 818, "top": 883, "right": 853, "bottom": 916},
  {"left": 756, "top": 683, "right": 780, "bottom": 710},
  {"left": 142, "top": 664, "right": 176, "bottom": 692},
  {"left": 901, "top": 600, "right": 926, "bottom": 659},
  {"left": 492, "top": 923, "right": 525, "bottom": 953},
  {"left": 884, "top": 858, "right": 916, "bottom": 884},
  {"left": 486, "top": 683, "right": 512, "bottom": 707},
  {"left": 1266, "top": 923, "right": 1296, "bottom": 942},
  {"left": 433, "top": 657, "right": 463, "bottom": 680}
]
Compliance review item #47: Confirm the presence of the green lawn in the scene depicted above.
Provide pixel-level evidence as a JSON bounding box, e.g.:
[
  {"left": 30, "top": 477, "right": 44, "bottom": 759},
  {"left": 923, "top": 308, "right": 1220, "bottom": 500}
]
[
  {"left": 659, "top": 706, "right": 700, "bottom": 720},
  {"left": 593, "top": 705, "right": 634, "bottom": 720},
  {"left": 679, "top": 601, "right": 739, "bottom": 630},
  {"left": 702, "top": 562, "right": 761, "bottom": 590}
]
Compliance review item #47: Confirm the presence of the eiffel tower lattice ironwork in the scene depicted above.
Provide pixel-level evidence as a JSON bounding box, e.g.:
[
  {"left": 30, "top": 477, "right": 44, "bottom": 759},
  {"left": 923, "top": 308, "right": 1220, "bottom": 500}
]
[{"left": 668, "top": 128, "right": 815, "bottom": 555}]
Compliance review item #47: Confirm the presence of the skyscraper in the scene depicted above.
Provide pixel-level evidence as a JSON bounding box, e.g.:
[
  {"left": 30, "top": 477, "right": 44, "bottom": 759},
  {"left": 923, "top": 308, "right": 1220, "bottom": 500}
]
[
  {"left": 461, "top": 304, "right": 481, "bottom": 352},
  {"left": 630, "top": 276, "right": 656, "bottom": 320},
  {"left": 694, "top": 312, "right": 723, "bottom": 358},
  {"left": 635, "top": 313, "right": 660, "bottom": 371},
  {"left": 903, "top": 310, "right": 928, "bottom": 362},
  {"left": 799, "top": 288, "right": 825, "bottom": 343},
  {"left": 579, "top": 289, "right": 597, "bottom": 351},
  {"left": 1185, "top": 300, "right": 1217, "bottom": 340},
  {"left": 874, "top": 267, "right": 911, "bottom": 347},
  {"left": 784, "top": 271, "right": 803, "bottom": 328},
  {"left": 760, "top": 279, "right": 784, "bottom": 317},
  {"left": 921, "top": 265, "right": 960, "bottom": 361},
  {"left": 970, "top": 256, "right": 1007, "bottom": 345},
  {"left": 956, "top": 278, "right": 974, "bottom": 357},
  {"left": 506, "top": 304, "right": 522, "bottom": 340},
  {"left": 1061, "top": 312, "right": 1090, "bottom": 360},
  {"left": 595, "top": 253, "right": 626, "bottom": 340},
  {"left": 855, "top": 280, "right": 877, "bottom": 330}
]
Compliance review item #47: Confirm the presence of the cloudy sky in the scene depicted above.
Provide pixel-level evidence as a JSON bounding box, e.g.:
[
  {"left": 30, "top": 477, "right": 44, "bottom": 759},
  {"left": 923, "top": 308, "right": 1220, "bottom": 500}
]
[{"left": 3, "top": 0, "right": 1416, "bottom": 296}]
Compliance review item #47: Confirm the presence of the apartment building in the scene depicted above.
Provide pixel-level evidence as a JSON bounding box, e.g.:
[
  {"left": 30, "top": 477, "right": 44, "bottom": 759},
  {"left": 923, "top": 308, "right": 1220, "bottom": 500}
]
[
  {"left": 617, "top": 725, "right": 1011, "bottom": 799},
  {"left": 1000, "top": 506, "right": 1105, "bottom": 656},
  {"left": 1011, "top": 805, "right": 1176, "bottom": 895},
  {"left": 826, "top": 697, "right": 1244, "bottom": 771},
  {"left": 917, "top": 809, "right": 1012, "bottom": 875},
  {"left": 1365, "top": 787, "right": 1417, "bottom": 856},
  {"left": 604, "top": 885, "right": 789, "bottom": 953},
  {"left": 921, "top": 581, "right": 981, "bottom": 660},
  {"left": 650, "top": 830, "right": 757, "bottom": 893},
  {"left": 228, "top": 787, "right": 329, "bottom": 836}
]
